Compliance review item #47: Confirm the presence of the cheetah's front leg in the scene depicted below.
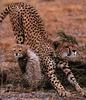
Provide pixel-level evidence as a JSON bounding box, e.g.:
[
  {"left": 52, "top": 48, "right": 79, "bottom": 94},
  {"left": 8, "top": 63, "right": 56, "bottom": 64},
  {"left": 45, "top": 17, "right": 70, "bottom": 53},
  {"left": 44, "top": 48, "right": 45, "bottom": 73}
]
[
  {"left": 58, "top": 61, "right": 86, "bottom": 97},
  {"left": 43, "top": 56, "right": 72, "bottom": 97}
]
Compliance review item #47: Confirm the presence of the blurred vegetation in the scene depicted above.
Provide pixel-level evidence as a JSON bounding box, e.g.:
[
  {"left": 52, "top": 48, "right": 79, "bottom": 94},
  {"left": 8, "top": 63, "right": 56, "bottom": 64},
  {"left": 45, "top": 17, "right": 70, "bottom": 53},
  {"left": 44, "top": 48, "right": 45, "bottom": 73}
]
[{"left": 57, "top": 30, "right": 78, "bottom": 45}]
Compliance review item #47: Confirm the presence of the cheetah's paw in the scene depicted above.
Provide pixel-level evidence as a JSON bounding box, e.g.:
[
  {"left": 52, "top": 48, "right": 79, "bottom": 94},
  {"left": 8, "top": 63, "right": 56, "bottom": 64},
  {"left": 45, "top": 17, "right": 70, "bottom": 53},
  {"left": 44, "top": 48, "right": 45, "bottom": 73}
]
[
  {"left": 58, "top": 90, "right": 73, "bottom": 97},
  {"left": 76, "top": 86, "right": 86, "bottom": 97},
  {"left": 79, "top": 89, "right": 86, "bottom": 97}
]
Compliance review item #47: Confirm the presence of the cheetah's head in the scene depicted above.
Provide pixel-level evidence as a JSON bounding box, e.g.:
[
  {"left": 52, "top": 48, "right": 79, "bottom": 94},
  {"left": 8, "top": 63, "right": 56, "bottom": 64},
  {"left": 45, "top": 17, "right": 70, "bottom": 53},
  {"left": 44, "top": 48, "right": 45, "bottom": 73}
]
[
  {"left": 53, "top": 41, "right": 85, "bottom": 63},
  {"left": 12, "top": 44, "right": 27, "bottom": 60}
]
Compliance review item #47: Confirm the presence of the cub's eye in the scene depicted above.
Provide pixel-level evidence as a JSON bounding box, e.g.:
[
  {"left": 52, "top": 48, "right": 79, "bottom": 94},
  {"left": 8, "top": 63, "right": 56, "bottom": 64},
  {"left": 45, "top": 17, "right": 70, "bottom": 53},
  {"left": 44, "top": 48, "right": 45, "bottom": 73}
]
[
  {"left": 65, "top": 46, "right": 69, "bottom": 48},
  {"left": 13, "top": 49, "right": 16, "bottom": 51},
  {"left": 19, "top": 49, "right": 21, "bottom": 51}
]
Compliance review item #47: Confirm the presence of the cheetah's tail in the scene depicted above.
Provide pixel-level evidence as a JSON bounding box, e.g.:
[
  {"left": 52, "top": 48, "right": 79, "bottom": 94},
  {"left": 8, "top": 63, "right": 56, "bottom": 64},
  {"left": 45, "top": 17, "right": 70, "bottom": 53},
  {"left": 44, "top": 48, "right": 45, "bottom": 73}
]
[{"left": 0, "top": 5, "right": 10, "bottom": 23}]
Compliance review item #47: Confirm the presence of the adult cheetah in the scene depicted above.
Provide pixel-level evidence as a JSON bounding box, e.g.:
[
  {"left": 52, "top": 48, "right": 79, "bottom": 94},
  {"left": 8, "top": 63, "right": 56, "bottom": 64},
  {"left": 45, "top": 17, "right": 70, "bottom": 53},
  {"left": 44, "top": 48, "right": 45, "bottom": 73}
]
[{"left": 0, "top": 2, "right": 85, "bottom": 97}]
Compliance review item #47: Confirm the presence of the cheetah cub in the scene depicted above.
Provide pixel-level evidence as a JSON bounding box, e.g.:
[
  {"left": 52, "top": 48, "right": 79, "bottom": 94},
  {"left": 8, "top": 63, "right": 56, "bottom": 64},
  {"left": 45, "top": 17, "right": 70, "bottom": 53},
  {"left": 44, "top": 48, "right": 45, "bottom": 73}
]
[
  {"left": 53, "top": 41, "right": 86, "bottom": 97},
  {"left": 12, "top": 44, "right": 42, "bottom": 89}
]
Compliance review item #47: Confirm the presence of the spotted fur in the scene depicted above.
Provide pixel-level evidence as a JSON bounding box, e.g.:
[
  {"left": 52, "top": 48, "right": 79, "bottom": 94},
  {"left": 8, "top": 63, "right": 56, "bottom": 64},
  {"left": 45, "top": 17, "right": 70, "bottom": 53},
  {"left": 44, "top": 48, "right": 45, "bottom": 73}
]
[
  {"left": 0, "top": 2, "right": 85, "bottom": 97},
  {"left": 53, "top": 41, "right": 86, "bottom": 96},
  {"left": 53, "top": 41, "right": 84, "bottom": 62},
  {"left": 0, "top": 2, "right": 50, "bottom": 44},
  {"left": 12, "top": 44, "right": 42, "bottom": 89}
]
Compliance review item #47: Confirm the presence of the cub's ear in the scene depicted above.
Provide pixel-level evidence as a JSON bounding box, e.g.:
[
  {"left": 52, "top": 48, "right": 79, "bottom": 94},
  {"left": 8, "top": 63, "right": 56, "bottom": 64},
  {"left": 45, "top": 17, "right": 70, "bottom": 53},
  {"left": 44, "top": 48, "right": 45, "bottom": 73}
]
[{"left": 53, "top": 41, "right": 60, "bottom": 50}]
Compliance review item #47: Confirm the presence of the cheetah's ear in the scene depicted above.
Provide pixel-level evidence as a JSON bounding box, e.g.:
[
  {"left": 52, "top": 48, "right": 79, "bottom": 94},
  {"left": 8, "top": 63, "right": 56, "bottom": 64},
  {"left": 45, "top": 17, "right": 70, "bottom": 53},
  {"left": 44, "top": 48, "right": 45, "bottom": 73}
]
[{"left": 53, "top": 41, "right": 60, "bottom": 50}]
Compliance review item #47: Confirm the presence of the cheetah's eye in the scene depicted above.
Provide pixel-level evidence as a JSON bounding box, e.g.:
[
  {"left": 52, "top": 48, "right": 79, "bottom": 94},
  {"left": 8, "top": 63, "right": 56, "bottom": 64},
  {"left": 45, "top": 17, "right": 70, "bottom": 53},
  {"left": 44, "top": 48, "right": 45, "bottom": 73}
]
[
  {"left": 72, "top": 50, "right": 77, "bottom": 55},
  {"left": 19, "top": 49, "right": 21, "bottom": 51},
  {"left": 67, "top": 49, "right": 71, "bottom": 56},
  {"left": 65, "top": 46, "right": 69, "bottom": 48},
  {"left": 72, "top": 50, "right": 76, "bottom": 53},
  {"left": 13, "top": 49, "right": 16, "bottom": 51}
]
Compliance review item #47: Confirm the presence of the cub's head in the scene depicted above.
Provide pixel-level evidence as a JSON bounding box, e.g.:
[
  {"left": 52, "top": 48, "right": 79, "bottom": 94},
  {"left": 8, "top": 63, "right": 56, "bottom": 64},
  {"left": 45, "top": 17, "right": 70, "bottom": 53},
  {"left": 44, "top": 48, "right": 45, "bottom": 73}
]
[
  {"left": 53, "top": 41, "right": 85, "bottom": 63},
  {"left": 53, "top": 30, "right": 86, "bottom": 63},
  {"left": 12, "top": 44, "right": 27, "bottom": 60}
]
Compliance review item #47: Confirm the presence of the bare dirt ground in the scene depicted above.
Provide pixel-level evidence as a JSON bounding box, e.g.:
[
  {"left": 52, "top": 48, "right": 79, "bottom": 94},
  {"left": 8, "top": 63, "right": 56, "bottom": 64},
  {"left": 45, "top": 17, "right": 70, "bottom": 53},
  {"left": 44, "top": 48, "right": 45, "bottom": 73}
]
[{"left": 0, "top": 90, "right": 86, "bottom": 100}]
